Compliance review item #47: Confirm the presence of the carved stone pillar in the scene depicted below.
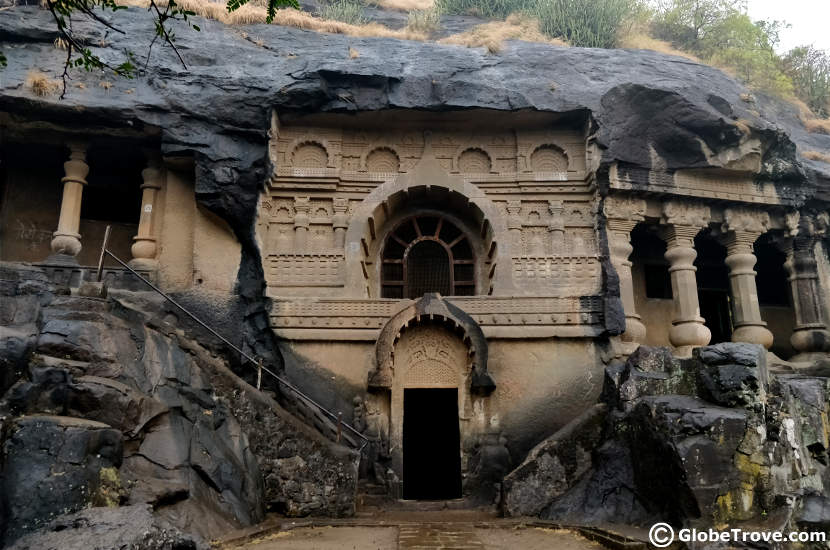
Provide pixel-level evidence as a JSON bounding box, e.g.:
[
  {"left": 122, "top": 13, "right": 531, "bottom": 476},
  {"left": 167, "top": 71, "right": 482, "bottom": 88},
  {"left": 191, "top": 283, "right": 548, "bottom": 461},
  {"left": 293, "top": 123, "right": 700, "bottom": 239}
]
[
  {"left": 547, "top": 200, "right": 565, "bottom": 254},
  {"left": 50, "top": 143, "right": 88, "bottom": 262},
  {"left": 719, "top": 208, "right": 773, "bottom": 348},
  {"left": 507, "top": 200, "right": 522, "bottom": 253},
  {"left": 130, "top": 155, "right": 164, "bottom": 270},
  {"left": 660, "top": 201, "right": 711, "bottom": 355},
  {"left": 293, "top": 197, "right": 311, "bottom": 251},
  {"left": 604, "top": 196, "right": 647, "bottom": 352},
  {"left": 780, "top": 213, "right": 830, "bottom": 361},
  {"left": 332, "top": 198, "right": 349, "bottom": 249}
]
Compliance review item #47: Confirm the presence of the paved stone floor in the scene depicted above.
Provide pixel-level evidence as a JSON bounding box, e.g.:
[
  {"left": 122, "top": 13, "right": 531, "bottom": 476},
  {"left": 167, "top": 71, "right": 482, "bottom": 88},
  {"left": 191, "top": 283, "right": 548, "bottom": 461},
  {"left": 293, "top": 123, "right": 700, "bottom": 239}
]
[{"left": 225, "top": 523, "right": 608, "bottom": 550}]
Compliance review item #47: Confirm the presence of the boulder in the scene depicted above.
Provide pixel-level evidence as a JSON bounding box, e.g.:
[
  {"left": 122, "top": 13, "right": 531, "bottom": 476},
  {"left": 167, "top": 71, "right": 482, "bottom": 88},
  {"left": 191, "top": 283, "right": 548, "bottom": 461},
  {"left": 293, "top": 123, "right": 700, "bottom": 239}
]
[
  {"left": 7, "top": 505, "right": 208, "bottom": 550},
  {"left": 0, "top": 415, "right": 124, "bottom": 545}
]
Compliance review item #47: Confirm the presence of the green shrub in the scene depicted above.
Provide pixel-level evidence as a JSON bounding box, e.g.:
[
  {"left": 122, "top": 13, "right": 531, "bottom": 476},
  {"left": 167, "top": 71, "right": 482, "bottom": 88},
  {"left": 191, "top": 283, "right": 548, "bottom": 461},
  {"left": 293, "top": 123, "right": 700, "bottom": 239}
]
[
  {"left": 434, "top": 0, "right": 532, "bottom": 18},
  {"left": 531, "top": 0, "right": 636, "bottom": 48},
  {"left": 407, "top": 7, "right": 442, "bottom": 33},
  {"left": 318, "top": 0, "right": 367, "bottom": 24},
  {"left": 783, "top": 46, "right": 830, "bottom": 118}
]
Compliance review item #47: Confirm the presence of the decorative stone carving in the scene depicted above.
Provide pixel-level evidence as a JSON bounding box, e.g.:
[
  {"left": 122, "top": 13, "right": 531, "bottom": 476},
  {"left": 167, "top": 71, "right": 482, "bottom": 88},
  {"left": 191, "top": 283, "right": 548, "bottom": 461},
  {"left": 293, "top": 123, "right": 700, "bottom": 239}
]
[
  {"left": 50, "top": 142, "right": 89, "bottom": 261},
  {"left": 547, "top": 200, "right": 565, "bottom": 253},
  {"left": 332, "top": 197, "right": 350, "bottom": 249},
  {"left": 530, "top": 144, "right": 568, "bottom": 172},
  {"left": 366, "top": 147, "right": 400, "bottom": 173},
  {"left": 293, "top": 197, "right": 311, "bottom": 250},
  {"left": 268, "top": 254, "right": 345, "bottom": 287},
  {"left": 293, "top": 142, "right": 328, "bottom": 169},
  {"left": 458, "top": 148, "right": 492, "bottom": 173},
  {"left": 661, "top": 200, "right": 711, "bottom": 228}
]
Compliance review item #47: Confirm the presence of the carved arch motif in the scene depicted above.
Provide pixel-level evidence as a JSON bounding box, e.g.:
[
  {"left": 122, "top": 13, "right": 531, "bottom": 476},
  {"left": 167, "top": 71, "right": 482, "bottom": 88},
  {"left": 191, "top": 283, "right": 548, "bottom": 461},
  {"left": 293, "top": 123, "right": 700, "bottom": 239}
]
[
  {"left": 457, "top": 148, "right": 492, "bottom": 173},
  {"left": 370, "top": 294, "right": 494, "bottom": 394},
  {"left": 365, "top": 147, "right": 401, "bottom": 173},
  {"left": 530, "top": 144, "right": 568, "bottom": 172},
  {"left": 292, "top": 141, "right": 329, "bottom": 169}
]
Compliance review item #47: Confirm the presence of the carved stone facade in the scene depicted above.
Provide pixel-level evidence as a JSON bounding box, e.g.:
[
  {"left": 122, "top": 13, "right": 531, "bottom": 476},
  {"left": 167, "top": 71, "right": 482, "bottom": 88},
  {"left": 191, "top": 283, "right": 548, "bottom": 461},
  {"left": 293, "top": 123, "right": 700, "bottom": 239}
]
[{"left": 3, "top": 108, "right": 829, "bottom": 503}]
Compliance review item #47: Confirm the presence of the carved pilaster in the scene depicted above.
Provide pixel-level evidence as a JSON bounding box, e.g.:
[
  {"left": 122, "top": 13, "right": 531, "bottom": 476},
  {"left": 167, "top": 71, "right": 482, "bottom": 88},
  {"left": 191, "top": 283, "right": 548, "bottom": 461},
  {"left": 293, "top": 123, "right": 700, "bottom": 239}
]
[
  {"left": 719, "top": 208, "right": 773, "bottom": 348},
  {"left": 506, "top": 200, "right": 522, "bottom": 252},
  {"left": 293, "top": 197, "right": 311, "bottom": 251},
  {"left": 332, "top": 198, "right": 349, "bottom": 249},
  {"left": 659, "top": 201, "right": 712, "bottom": 355},
  {"left": 548, "top": 200, "right": 565, "bottom": 254},
  {"left": 50, "top": 142, "right": 89, "bottom": 262},
  {"left": 603, "top": 196, "right": 647, "bottom": 352},
  {"left": 779, "top": 212, "right": 830, "bottom": 360}
]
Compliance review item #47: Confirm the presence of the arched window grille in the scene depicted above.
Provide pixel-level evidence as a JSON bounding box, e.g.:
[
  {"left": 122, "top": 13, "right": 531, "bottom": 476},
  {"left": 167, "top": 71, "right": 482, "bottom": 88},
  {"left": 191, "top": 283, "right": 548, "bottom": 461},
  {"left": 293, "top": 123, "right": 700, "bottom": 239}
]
[{"left": 381, "top": 215, "right": 475, "bottom": 299}]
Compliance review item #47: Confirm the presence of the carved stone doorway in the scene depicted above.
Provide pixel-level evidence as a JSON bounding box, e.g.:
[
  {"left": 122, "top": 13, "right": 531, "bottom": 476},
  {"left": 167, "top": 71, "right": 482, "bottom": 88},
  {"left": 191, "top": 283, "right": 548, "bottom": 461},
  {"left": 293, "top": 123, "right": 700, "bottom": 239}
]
[{"left": 402, "top": 388, "right": 462, "bottom": 500}]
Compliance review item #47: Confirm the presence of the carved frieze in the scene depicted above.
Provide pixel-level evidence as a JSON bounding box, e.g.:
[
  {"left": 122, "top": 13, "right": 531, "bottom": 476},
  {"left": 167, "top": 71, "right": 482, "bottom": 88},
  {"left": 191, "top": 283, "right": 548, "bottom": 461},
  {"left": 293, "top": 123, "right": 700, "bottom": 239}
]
[
  {"left": 661, "top": 200, "right": 711, "bottom": 228},
  {"left": 268, "top": 254, "right": 345, "bottom": 287}
]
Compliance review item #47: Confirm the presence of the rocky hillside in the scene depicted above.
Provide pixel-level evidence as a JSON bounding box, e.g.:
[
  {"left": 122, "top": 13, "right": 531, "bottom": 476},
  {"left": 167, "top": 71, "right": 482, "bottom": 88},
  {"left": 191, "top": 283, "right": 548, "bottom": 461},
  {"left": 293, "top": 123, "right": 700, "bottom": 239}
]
[{"left": 0, "top": 263, "right": 359, "bottom": 547}]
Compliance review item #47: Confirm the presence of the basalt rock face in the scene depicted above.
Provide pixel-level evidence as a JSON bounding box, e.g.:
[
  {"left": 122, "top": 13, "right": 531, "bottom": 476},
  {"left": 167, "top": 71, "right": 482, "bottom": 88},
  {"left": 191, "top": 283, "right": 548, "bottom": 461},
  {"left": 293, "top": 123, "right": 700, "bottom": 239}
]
[
  {"left": 504, "top": 344, "right": 830, "bottom": 540},
  {"left": 0, "top": 264, "right": 359, "bottom": 546}
]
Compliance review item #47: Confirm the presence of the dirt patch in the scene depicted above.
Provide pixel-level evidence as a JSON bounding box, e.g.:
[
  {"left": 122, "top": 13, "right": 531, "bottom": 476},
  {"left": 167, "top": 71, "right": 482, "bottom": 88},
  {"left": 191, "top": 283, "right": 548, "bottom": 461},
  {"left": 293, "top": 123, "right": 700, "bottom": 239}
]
[{"left": 234, "top": 526, "right": 399, "bottom": 549}]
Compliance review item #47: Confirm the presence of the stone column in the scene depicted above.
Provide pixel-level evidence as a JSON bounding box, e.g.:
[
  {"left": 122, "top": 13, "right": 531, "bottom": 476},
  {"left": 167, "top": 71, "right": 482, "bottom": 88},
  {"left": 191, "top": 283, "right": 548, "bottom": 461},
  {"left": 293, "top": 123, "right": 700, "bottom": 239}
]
[
  {"left": 506, "top": 200, "right": 523, "bottom": 253},
  {"left": 293, "top": 197, "right": 311, "bottom": 251},
  {"left": 660, "top": 201, "right": 712, "bottom": 355},
  {"left": 604, "top": 196, "right": 647, "bottom": 352},
  {"left": 332, "top": 198, "right": 349, "bottom": 250},
  {"left": 719, "top": 208, "right": 773, "bottom": 348},
  {"left": 49, "top": 143, "right": 89, "bottom": 263},
  {"left": 781, "top": 213, "right": 830, "bottom": 361},
  {"left": 130, "top": 154, "right": 164, "bottom": 270}
]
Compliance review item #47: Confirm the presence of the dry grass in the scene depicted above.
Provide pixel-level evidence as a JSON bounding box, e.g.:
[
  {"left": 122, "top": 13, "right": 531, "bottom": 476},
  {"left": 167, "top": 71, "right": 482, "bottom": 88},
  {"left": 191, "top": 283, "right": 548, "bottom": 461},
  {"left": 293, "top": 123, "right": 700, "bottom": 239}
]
[
  {"left": 26, "top": 71, "right": 61, "bottom": 97},
  {"left": 617, "top": 31, "right": 699, "bottom": 62},
  {"left": 123, "top": 0, "right": 427, "bottom": 40},
  {"left": 439, "top": 13, "right": 566, "bottom": 53},
  {"left": 803, "top": 117, "right": 830, "bottom": 135},
  {"left": 374, "top": 0, "right": 433, "bottom": 10},
  {"left": 349, "top": 46, "right": 360, "bottom": 58},
  {"left": 804, "top": 151, "right": 830, "bottom": 163},
  {"left": 406, "top": 6, "right": 440, "bottom": 34}
]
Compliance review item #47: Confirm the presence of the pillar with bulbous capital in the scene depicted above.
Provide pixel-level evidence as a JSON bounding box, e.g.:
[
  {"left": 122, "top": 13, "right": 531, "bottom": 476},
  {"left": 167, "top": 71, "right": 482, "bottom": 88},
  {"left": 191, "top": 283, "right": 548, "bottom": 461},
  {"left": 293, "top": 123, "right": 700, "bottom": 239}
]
[
  {"left": 721, "top": 231, "right": 774, "bottom": 348},
  {"left": 607, "top": 218, "right": 647, "bottom": 350},
  {"left": 130, "top": 155, "right": 164, "bottom": 270},
  {"left": 781, "top": 233, "right": 830, "bottom": 361},
  {"left": 660, "top": 224, "right": 711, "bottom": 354},
  {"left": 49, "top": 143, "right": 88, "bottom": 263}
]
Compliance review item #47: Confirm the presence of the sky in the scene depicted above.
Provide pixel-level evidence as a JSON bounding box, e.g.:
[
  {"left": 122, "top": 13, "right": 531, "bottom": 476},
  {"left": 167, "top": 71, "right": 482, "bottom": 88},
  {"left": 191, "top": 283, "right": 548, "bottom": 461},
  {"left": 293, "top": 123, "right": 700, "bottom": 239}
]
[{"left": 746, "top": 0, "right": 830, "bottom": 53}]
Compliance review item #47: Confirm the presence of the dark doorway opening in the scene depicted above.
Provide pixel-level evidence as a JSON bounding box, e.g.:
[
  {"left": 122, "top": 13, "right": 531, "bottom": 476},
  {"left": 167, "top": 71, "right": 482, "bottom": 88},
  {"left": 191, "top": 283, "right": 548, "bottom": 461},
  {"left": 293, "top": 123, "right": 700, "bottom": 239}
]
[
  {"left": 403, "top": 388, "right": 461, "bottom": 500},
  {"left": 695, "top": 234, "right": 733, "bottom": 344}
]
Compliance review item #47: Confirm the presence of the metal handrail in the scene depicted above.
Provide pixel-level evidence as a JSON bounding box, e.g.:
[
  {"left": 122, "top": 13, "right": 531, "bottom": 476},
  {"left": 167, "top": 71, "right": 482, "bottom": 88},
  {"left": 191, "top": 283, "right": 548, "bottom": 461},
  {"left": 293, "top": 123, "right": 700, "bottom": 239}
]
[{"left": 95, "top": 227, "right": 369, "bottom": 451}]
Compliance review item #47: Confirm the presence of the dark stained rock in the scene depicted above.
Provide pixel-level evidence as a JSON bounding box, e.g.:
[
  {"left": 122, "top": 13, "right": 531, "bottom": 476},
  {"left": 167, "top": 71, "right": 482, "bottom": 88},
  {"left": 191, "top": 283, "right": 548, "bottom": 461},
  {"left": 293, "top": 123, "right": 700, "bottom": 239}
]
[
  {"left": 6, "top": 505, "right": 208, "bottom": 550},
  {"left": 502, "top": 403, "right": 606, "bottom": 517},
  {"left": 505, "top": 343, "right": 830, "bottom": 535},
  {"left": 0, "top": 415, "right": 124, "bottom": 545},
  {"left": 0, "top": 264, "right": 360, "bottom": 544}
]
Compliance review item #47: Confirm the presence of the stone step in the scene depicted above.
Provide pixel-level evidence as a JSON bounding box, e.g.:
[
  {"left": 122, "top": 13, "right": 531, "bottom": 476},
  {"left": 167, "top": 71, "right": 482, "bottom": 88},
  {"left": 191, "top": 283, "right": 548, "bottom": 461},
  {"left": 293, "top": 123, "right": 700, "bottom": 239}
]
[
  {"left": 357, "top": 492, "right": 389, "bottom": 508},
  {"left": 358, "top": 481, "right": 388, "bottom": 495}
]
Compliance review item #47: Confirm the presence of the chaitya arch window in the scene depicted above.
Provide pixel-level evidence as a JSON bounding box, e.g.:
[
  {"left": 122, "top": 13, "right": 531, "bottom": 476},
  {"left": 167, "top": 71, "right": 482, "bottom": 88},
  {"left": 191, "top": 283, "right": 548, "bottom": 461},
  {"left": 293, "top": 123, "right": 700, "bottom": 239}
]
[{"left": 381, "top": 215, "right": 475, "bottom": 299}]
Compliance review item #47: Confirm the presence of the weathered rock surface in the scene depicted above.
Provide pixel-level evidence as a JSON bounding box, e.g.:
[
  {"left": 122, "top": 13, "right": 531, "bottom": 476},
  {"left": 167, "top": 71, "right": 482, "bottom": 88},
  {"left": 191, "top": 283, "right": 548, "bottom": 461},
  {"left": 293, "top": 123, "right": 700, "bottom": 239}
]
[
  {"left": 504, "top": 344, "right": 830, "bottom": 538},
  {"left": 7, "top": 505, "right": 208, "bottom": 550},
  {"left": 0, "top": 264, "right": 359, "bottom": 546}
]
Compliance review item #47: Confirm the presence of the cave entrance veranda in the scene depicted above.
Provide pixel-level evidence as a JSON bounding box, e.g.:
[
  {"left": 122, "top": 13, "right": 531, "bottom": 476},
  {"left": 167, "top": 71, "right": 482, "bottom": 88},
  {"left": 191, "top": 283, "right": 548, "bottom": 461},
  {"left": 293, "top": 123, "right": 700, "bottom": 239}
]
[{"left": 402, "top": 388, "right": 462, "bottom": 500}]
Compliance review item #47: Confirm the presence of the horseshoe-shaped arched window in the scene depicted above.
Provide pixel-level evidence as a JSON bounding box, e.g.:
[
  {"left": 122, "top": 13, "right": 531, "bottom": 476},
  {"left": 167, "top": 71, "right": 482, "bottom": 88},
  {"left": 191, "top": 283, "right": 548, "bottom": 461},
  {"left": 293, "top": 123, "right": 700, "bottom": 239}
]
[{"left": 381, "top": 215, "right": 475, "bottom": 299}]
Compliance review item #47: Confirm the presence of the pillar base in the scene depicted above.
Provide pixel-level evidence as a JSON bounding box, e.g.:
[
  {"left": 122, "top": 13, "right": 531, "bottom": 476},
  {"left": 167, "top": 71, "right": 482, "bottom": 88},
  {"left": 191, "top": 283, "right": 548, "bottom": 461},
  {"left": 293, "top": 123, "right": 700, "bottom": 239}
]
[
  {"left": 732, "top": 323, "right": 774, "bottom": 349},
  {"left": 669, "top": 320, "right": 711, "bottom": 354},
  {"left": 44, "top": 253, "right": 80, "bottom": 267},
  {"left": 621, "top": 315, "right": 647, "bottom": 346},
  {"left": 791, "top": 327, "right": 830, "bottom": 356},
  {"left": 789, "top": 351, "right": 830, "bottom": 365},
  {"left": 128, "top": 258, "right": 159, "bottom": 272}
]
